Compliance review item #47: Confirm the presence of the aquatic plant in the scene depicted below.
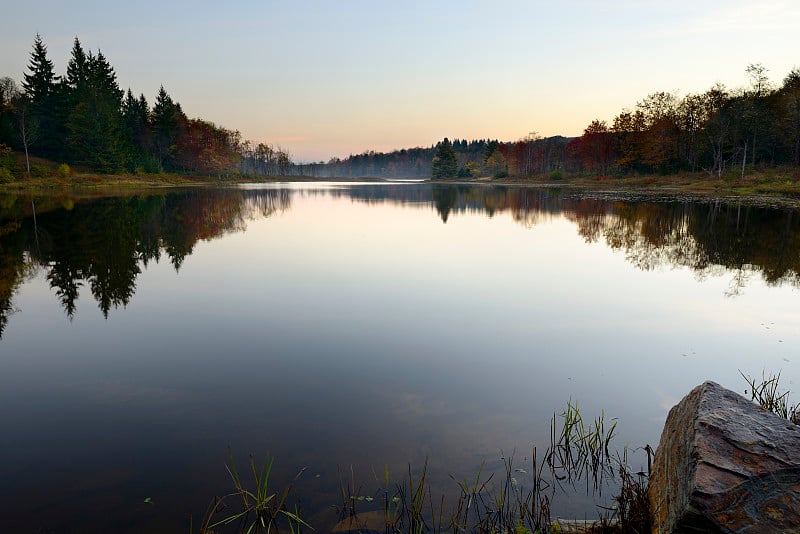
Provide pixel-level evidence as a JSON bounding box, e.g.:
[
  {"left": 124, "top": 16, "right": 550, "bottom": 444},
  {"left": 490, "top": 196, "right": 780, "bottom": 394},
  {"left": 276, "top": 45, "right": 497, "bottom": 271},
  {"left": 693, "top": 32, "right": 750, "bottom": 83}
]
[
  {"left": 199, "top": 448, "right": 311, "bottom": 534},
  {"left": 326, "top": 402, "right": 647, "bottom": 534},
  {"left": 203, "top": 402, "right": 651, "bottom": 533},
  {"left": 740, "top": 369, "right": 800, "bottom": 424},
  {"left": 547, "top": 400, "right": 617, "bottom": 495}
]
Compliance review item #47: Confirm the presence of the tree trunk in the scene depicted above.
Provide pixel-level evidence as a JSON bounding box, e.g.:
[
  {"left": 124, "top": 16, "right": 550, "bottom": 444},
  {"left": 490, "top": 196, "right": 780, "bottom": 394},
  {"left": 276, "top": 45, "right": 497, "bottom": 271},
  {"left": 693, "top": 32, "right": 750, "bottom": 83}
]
[{"left": 741, "top": 140, "right": 747, "bottom": 179}]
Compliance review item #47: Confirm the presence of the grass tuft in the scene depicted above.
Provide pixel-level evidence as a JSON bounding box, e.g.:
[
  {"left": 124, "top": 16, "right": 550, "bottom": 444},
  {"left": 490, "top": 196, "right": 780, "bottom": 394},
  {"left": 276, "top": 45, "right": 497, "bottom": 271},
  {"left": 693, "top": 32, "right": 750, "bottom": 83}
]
[
  {"left": 198, "top": 448, "right": 312, "bottom": 534},
  {"left": 740, "top": 369, "right": 800, "bottom": 424}
]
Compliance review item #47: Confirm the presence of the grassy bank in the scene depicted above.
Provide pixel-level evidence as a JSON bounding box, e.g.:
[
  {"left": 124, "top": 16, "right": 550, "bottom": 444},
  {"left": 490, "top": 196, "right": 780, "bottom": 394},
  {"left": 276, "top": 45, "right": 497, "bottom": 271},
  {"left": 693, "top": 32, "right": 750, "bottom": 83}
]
[
  {"left": 493, "top": 167, "right": 800, "bottom": 199},
  {"left": 0, "top": 152, "right": 316, "bottom": 193}
]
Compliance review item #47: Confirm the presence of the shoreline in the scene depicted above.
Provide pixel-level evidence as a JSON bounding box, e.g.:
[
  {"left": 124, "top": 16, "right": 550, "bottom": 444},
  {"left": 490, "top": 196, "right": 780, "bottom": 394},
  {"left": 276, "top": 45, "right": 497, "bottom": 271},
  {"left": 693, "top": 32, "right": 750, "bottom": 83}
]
[{"left": 2, "top": 169, "right": 800, "bottom": 206}]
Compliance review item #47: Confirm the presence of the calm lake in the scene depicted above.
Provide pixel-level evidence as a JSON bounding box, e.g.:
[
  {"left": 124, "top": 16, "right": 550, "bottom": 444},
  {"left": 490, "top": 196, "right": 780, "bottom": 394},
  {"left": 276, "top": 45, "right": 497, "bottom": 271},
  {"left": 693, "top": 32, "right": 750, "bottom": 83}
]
[{"left": 1, "top": 183, "right": 799, "bottom": 532}]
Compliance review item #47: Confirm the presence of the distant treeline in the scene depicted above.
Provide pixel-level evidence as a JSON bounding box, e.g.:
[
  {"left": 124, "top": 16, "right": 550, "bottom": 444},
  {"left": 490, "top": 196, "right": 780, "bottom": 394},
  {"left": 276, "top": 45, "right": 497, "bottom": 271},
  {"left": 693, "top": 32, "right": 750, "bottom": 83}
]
[
  {"left": 305, "top": 64, "right": 800, "bottom": 179},
  {"left": 0, "top": 34, "right": 292, "bottom": 177},
  {"left": 300, "top": 137, "right": 571, "bottom": 179},
  {"left": 1, "top": 35, "right": 799, "bottom": 181}
]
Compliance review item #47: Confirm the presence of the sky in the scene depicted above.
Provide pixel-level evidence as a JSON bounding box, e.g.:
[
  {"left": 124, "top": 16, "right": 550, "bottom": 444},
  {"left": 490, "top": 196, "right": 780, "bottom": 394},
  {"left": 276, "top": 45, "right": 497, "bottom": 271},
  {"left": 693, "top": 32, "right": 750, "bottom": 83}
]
[{"left": 1, "top": 0, "right": 798, "bottom": 162}]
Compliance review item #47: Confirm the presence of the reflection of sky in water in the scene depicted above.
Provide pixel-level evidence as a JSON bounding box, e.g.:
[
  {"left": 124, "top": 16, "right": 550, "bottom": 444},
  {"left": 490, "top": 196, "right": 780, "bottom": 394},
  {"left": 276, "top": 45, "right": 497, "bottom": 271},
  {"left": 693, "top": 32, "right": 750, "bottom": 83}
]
[{"left": 1, "top": 186, "right": 799, "bottom": 531}]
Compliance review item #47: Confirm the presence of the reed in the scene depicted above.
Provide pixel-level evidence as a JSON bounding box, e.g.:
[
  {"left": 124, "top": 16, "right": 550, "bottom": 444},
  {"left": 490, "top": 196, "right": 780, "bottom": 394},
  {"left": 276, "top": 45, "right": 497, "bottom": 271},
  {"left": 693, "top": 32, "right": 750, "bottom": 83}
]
[
  {"left": 202, "top": 402, "right": 652, "bottom": 533},
  {"left": 199, "top": 448, "right": 312, "bottom": 534},
  {"left": 741, "top": 369, "right": 800, "bottom": 423}
]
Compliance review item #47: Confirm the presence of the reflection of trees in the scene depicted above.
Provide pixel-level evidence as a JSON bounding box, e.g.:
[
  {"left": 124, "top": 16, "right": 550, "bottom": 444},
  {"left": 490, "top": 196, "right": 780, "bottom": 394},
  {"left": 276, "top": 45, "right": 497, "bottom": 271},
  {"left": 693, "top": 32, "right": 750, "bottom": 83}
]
[
  {"left": 0, "top": 223, "right": 35, "bottom": 337},
  {"left": 2, "top": 184, "right": 800, "bottom": 337},
  {"left": 432, "top": 186, "right": 458, "bottom": 223},
  {"left": 566, "top": 199, "right": 800, "bottom": 291},
  {"left": 336, "top": 184, "right": 800, "bottom": 292},
  {"left": 0, "top": 189, "right": 289, "bottom": 334}
]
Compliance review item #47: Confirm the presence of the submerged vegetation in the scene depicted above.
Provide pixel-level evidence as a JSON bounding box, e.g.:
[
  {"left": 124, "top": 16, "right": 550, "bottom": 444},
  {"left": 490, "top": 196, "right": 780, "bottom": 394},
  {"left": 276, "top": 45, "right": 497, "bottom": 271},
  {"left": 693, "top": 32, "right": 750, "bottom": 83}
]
[
  {"left": 196, "top": 450, "right": 311, "bottom": 534},
  {"left": 201, "top": 403, "right": 650, "bottom": 534},
  {"left": 200, "top": 371, "right": 796, "bottom": 533}
]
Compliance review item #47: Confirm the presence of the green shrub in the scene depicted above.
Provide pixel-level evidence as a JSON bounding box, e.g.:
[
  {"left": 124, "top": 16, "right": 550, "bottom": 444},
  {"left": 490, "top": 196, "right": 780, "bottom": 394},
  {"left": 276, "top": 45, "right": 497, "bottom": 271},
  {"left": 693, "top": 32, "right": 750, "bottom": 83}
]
[
  {"left": 0, "top": 167, "right": 13, "bottom": 184},
  {"left": 0, "top": 144, "right": 14, "bottom": 168},
  {"left": 494, "top": 170, "right": 509, "bottom": 179},
  {"left": 549, "top": 169, "right": 563, "bottom": 180},
  {"left": 57, "top": 163, "right": 71, "bottom": 178},
  {"left": 30, "top": 164, "right": 50, "bottom": 178}
]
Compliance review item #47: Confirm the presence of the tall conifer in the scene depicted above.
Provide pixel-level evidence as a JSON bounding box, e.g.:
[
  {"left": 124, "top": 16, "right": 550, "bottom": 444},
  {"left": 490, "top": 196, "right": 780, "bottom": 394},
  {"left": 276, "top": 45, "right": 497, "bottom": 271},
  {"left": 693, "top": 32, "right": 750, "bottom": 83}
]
[
  {"left": 431, "top": 137, "right": 458, "bottom": 179},
  {"left": 22, "top": 34, "right": 56, "bottom": 105}
]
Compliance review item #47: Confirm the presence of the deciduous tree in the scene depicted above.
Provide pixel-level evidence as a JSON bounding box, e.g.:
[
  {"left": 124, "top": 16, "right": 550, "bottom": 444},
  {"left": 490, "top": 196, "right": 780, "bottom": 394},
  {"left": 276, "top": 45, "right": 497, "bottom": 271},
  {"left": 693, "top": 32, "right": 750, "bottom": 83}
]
[
  {"left": 779, "top": 69, "right": 800, "bottom": 167},
  {"left": 578, "top": 120, "right": 615, "bottom": 174}
]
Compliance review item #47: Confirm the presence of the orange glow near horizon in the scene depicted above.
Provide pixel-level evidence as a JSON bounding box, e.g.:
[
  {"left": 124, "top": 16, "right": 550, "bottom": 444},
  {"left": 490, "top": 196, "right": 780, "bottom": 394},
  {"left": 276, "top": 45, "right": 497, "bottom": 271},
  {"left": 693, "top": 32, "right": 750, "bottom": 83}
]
[{"left": 1, "top": 1, "right": 798, "bottom": 162}]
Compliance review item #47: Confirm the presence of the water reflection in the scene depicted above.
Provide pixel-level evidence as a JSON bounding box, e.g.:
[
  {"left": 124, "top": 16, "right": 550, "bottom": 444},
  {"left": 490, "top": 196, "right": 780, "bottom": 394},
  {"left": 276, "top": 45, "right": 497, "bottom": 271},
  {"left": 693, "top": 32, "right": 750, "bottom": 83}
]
[
  {"left": 0, "top": 189, "right": 290, "bottom": 336},
  {"left": 1, "top": 183, "right": 799, "bottom": 532},
  {"left": 1, "top": 184, "right": 799, "bottom": 338}
]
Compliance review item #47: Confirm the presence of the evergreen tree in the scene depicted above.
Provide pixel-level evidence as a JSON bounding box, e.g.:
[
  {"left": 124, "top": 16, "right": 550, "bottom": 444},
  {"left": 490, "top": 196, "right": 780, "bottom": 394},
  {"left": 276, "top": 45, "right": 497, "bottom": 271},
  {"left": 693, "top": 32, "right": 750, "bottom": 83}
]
[
  {"left": 483, "top": 140, "right": 499, "bottom": 162},
  {"left": 122, "top": 90, "right": 155, "bottom": 171},
  {"left": 66, "top": 49, "right": 126, "bottom": 172},
  {"left": 431, "top": 137, "right": 458, "bottom": 179},
  {"left": 22, "top": 34, "right": 56, "bottom": 105},
  {"left": 65, "top": 37, "right": 90, "bottom": 105},
  {"left": 150, "top": 86, "right": 186, "bottom": 171},
  {"left": 21, "top": 34, "right": 63, "bottom": 158}
]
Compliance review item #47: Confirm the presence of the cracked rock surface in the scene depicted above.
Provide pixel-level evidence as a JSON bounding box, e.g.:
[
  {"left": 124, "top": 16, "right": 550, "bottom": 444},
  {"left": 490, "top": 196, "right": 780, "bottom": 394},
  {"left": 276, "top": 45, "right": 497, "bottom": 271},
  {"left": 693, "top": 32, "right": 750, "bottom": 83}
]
[{"left": 649, "top": 381, "right": 800, "bottom": 534}]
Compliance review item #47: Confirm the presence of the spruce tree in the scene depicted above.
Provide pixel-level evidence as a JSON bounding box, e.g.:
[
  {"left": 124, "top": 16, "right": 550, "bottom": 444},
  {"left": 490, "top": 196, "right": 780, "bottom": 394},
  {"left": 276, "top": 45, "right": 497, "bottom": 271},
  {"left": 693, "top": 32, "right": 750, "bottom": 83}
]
[
  {"left": 122, "top": 90, "right": 154, "bottom": 171},
  {"left": 66, "top": 37, "right": 89, "bottom": 103},
  {"left": 21, "top": 34, "right": 63, "bottom": 158},
  {"left": 151, "top": 86, "right": 186, "bottom": 171},
  {"left": 431, "top": 137, "right": 458, "bottom": 179},
  {"left": 66, "top": 49, "right": 126, "bottom": 172},
  {"left": 22, "top": 34, "right": 56, "bottom": 105}
]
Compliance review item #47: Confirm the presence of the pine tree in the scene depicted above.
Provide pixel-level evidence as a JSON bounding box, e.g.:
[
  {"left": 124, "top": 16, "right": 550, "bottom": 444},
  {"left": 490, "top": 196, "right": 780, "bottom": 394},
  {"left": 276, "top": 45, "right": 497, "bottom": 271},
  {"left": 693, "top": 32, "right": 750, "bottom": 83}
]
[
  {"left": 431, "top": 137, "right": 458, "bottom": 179},
  {"left": 22, "top": 34, "right": 56, "bottom": 105}
]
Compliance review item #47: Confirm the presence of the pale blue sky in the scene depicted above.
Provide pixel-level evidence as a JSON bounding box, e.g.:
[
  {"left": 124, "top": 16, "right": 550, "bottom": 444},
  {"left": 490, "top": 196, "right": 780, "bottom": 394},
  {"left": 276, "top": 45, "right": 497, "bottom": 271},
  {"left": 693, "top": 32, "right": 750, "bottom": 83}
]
[{"left": 1, "top": 0, "right": 798, "bottom": 161}]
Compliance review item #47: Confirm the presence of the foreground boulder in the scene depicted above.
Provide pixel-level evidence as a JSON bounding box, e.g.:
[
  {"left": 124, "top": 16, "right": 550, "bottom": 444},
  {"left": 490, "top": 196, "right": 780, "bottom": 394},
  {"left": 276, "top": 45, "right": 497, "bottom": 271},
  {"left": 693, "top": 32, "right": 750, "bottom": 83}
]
[{"left": 649, "top": 381, "right": 800, "bottom": 533}]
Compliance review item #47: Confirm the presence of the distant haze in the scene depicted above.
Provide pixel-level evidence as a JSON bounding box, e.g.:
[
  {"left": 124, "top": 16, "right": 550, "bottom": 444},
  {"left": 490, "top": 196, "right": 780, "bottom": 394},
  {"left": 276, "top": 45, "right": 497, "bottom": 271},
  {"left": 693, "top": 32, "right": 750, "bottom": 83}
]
[{"left": 1, "top": 1, "right": 798, "bottom": 161}]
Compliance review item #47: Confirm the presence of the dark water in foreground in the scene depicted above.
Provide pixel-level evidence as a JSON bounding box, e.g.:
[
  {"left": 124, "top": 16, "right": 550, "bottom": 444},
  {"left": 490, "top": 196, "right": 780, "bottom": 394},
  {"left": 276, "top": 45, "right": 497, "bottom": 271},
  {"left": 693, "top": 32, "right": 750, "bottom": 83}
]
[{"left": 1, "top": 183, "right": 799, "bottom": 532}]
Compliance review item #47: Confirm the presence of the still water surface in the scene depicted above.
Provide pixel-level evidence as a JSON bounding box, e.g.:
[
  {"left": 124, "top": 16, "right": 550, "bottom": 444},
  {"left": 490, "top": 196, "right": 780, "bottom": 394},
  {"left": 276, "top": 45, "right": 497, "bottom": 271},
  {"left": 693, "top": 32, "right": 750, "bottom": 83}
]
[{"left": 1, "top": 183, "right": 799, "bottom": 532}]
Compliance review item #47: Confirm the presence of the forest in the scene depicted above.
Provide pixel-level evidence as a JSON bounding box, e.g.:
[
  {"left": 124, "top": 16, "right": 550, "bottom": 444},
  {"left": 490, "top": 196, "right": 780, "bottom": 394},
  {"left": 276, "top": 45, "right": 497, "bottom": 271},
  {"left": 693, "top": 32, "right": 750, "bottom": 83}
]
[
  {"left": 320, "top": 64, "right": 800, "bottom": 180},
  {"left": 1, "top": 34, "right": 799, "bottom": 181},
  {"left": 0, "top": 34, "right": 291, "bottom": 180}
]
